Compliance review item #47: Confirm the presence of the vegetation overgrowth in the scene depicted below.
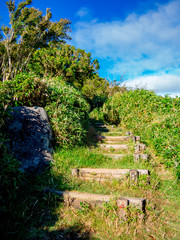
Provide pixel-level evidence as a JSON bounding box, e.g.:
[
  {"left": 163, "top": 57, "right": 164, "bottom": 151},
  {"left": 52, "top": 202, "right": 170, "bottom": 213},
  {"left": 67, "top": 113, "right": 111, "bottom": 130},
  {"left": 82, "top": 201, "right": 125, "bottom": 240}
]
[
  {"left": 0, "top": 72, "right": 90, "bottom": 146},
  {"left": 91, "top": 90, "right": 180, "bottom": 177},
  {"left": 0, "top": 0, "right": 179, "bottom": 239}
]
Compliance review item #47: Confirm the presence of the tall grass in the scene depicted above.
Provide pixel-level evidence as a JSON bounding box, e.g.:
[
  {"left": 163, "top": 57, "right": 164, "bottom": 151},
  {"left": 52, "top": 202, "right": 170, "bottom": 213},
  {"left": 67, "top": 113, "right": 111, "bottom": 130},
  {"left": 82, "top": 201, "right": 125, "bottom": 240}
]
[
  {"left": 0, "top": 73, "right": 90, "bottom": 147},
  {"left": 91, "top": 89, "right": 180, "bottom": 177}
]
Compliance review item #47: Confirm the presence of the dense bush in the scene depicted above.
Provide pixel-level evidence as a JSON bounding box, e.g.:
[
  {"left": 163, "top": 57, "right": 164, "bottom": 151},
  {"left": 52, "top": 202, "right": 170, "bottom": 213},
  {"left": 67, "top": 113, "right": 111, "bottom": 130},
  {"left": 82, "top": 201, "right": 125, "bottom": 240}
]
[
  {"left": 45, "top": 78, "right": 90, "bottom": 146},
  {"left": 0, "top": 73, "right": 90, "bottom": 147},
  {"left": 28, "top": 44, "right": 109, "bottom": 108},
  {"left": 91, "top": 89, "right": 180, "bottom": 177}
]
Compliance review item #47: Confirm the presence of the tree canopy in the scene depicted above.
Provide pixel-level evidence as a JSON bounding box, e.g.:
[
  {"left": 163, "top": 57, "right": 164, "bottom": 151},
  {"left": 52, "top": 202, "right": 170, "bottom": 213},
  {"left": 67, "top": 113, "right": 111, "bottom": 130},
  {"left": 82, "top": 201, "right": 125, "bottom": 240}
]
[
  {"left": 0, "top": 0, "right": 111, "bottom": 108},
  {"left": 0, "top": 0, "right": 71, "bottom": 81}
]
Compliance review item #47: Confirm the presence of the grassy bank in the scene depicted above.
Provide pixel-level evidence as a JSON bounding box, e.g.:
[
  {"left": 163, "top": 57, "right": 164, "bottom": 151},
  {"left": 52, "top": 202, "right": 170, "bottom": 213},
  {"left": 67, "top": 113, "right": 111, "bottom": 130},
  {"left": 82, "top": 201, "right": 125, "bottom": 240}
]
[
  {"left": 1, "top": 124, "right": 180, "bottom": 239},
  {"left": 91, "top": 90, "right": 180, "bottom": 178}
]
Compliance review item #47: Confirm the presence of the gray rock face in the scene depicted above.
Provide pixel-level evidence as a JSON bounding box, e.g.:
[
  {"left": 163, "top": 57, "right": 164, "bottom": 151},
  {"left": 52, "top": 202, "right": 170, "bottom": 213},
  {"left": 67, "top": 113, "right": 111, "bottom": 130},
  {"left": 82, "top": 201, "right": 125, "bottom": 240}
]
[{"left": 6, "top": 106, "right": 53, "bottom": 172}]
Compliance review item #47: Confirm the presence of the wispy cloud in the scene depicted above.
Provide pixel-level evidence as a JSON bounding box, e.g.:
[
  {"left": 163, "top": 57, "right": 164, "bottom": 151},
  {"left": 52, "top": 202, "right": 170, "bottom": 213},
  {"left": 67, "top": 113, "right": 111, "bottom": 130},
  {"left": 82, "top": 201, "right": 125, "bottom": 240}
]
[
  {"left": 72, "top": 0, "right": 180, "bottom": 95},
  {"left": 76, "top": 7, "right": 91, "bottom": 18}
]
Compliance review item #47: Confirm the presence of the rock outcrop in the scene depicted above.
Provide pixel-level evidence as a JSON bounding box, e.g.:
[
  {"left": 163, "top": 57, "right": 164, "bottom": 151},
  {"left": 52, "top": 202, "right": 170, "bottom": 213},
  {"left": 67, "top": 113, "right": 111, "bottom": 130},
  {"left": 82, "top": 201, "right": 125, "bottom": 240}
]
[{"left": 6, "top": 106, "right": 53, "bottom": 172}]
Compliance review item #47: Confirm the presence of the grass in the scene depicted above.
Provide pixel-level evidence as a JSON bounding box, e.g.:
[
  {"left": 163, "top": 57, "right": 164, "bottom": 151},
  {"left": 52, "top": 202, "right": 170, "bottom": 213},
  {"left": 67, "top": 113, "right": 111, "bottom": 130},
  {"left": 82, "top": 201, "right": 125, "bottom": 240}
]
[
  {"left": 48, "top": 141, "right": 179, "bottom": 239},
  {"left": 92, "top": 90, "right": 180, "bottom": 178},
  {"left": 1, "top": 124, "right": 180, "bottom": 239}
]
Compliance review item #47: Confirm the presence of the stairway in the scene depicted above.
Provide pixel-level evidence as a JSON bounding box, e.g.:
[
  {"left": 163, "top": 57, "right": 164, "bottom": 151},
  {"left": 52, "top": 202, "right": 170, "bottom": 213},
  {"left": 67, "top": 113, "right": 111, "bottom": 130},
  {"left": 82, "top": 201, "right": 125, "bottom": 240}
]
[{"left": 52, "top": 121, "right": 150, "bottom": 215}]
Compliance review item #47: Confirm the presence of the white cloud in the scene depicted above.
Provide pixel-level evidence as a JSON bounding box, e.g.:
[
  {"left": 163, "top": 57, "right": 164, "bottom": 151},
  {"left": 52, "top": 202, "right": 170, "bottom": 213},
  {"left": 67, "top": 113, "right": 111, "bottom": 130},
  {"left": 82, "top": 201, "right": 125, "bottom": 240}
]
[
  {"left": 124, "top": 74, "right": 180, "bottom": 96},
  {"left": 72, "top": 0, "right": 180, "bottom": 94}
]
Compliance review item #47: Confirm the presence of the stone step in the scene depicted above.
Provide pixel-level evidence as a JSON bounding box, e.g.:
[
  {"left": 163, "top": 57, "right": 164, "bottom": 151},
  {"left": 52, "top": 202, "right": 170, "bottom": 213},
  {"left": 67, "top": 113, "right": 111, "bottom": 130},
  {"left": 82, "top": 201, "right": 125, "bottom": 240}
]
[
  {"left": 45, "top": 189, "right": 146, "bottom": 211},
  {"left": 71, "top": 168, "right": 149, "bottom": 181},
  {"left": 99, "top": 144, "right": 129, "bottom": 150},
  {"left": 104, "top": 153, "right": 149, "bottom": 161}
]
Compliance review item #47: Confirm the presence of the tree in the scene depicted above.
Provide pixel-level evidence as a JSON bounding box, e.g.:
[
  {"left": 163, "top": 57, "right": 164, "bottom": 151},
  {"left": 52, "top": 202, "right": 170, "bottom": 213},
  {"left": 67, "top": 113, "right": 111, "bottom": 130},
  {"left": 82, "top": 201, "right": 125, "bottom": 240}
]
[
  {"left": 28, "top": 43, "right": 100, "bottom": 87},
  {"left": 0, "top": 0, "right": 71, "bottom": 82},
  {"left": 28, "top": 43, "right": 109, "bottom": 107}
]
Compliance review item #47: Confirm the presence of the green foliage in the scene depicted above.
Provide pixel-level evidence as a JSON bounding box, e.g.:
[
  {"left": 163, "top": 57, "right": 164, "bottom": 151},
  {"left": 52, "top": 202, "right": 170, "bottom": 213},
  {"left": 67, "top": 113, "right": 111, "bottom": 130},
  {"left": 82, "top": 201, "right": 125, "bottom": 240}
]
[
  {"left": 0, "top": 72, "right": 49, "bottom": 106},
  {"left": 90, "top": 107, "right": 107, "bottom": 122},
  {"left": 28, "top": 44, "right": 109, "bottom": 107},
  {"left": 94, "top": 89, "right": 180, "bottom": 177},
  {"left": 29, "top": 44, "right": 99, "bottom": 86},
  {"left": 0, "top": 73, "right": 90, "bottom": 147},
  {"left": 0, "top": 0, "right": 71, "bottom": 81},
  {"left": 45, "top": 79, "right": 90, "bottom": 146}
]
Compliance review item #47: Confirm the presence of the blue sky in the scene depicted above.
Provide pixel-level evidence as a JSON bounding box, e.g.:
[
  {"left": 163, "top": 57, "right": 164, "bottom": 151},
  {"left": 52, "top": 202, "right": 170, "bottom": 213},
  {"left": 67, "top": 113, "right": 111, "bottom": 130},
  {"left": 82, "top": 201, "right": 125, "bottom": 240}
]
[{"left": 1, "top": 0, "right": 180, "bottom": 96}]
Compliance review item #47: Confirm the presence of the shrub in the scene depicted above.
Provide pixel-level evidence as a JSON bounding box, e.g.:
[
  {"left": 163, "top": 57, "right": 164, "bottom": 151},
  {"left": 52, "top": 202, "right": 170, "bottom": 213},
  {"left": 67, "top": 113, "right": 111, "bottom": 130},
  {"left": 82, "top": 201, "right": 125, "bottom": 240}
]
[
  {"left": 0, "top": 73, "right": 90, "bottom": 147},
  {"left": 45, "top": 79, "right": 90, "bottom": 146},
  {"left": 94, "top": 89, "right": 180, "bottom": 177}
]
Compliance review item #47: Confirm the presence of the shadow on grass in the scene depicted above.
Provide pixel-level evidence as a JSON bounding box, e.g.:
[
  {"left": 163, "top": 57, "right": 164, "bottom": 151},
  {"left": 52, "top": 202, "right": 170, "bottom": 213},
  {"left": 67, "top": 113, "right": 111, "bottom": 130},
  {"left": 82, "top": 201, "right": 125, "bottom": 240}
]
[
  {"left": 1, "top": 166, "right": 92, "bottom": 240},
  {"left": 87, "top": 119, "right": 109, "bottom": 147},
  {"left": 1, "top": 120, "right": 104, "bottom": 239},
  {"left": 37, "top": 224, "right": 91, "bottom": 240}
]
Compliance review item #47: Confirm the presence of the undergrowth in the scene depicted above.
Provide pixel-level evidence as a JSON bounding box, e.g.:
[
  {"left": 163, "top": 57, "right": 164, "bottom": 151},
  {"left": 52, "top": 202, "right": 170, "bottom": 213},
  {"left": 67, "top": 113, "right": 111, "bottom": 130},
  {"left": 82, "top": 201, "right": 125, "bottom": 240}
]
[
  {"left": 0, "top": 73, "right": 90, "bottom": 147},
  {"left": 90, "top": 89, "right": 180, "bottom": 177}
]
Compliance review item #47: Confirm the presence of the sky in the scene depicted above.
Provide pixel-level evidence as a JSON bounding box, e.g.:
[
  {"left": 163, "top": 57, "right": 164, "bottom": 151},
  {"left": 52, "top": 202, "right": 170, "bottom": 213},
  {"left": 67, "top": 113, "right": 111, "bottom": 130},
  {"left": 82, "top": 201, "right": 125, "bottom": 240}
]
[{"left": 0, "top": 0, "right": 180, "bottom": 97}]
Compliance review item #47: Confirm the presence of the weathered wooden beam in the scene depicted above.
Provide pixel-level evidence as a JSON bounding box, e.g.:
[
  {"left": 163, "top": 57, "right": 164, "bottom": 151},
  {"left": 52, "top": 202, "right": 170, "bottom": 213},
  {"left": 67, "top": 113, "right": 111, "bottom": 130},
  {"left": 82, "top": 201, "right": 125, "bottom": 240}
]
[
  {"left": 126, "top": 131, "right": 133, "bottom": 136},
  {"left": 99, "top": 144, "right": 128, "bottom": 150},
  {"left": 132, "top": 136, "right": 141, "bottom": 143},
  {"left": 99, "top": 135, "right": 132, "bottom": 142},
  {"left": 104, "top": 153, "right": 149, "bottom": 161},
  {"left": 105, "top": 132, "right": 124, "bottom": 134},
  {"left": 99, "top": 135, "right": 141, "bottom": 142},
  {"left": 135, "top": 144, "right": 146, "bottom": 153},
  {"left": 94, "top": 125, "right": 106, "bottom": 128},
  {"left": 104, "top": 153, "right": 125, "bottom": 159},
  {"left": 134, "top": 153, "right": 149, "bottom": 161},
  {"left": 45, "top": 189, "right": 146, "bottom": 211},
  {"left": 71, "top": 168, "right": 149, "bottom": 181}
]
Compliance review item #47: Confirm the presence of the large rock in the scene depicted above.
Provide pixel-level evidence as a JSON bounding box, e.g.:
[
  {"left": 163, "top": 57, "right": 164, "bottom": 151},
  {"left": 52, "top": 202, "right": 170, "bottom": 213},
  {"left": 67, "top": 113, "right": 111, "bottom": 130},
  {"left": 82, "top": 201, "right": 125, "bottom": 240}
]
[{"left": 6, "top": 106, "right": 53, "bottom": 172}]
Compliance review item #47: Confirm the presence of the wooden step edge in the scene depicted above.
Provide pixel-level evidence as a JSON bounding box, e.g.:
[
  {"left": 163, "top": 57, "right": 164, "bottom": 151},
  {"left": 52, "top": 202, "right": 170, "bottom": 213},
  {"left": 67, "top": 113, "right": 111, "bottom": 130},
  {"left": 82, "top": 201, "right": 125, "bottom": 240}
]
[
  {"left": 99, "top": 135, "right": 141, "bottom": 143},
  {"left": 72, "top": 168, "right": 149, "bottom": 176},
  {"left": 104, "top": 132, "right": 125, "bottom": 134},
  {"left": 99, "top": 144, "right": 129, "bottom": 149},
  {"left": 104, "top": 153, "right": 125, "bottom": 159},
  {"left": 44, "top": 189, "right": 146, "bottom": 211},
  {"left": 94, "top": 125, "right": 107, "bottom": 128},
  {"left": 98, "top": 136, "right": 131, "bottom": 142},
  {"left": 134, "top": 154, "right": 149, "bottom": 160},
  {"left": 135, "top": 144, "right": 146, "bottom": 153},
  {"left": 105, "top": 153, "right": 149, "bottom": 160},
  {"left": 71, "top": 168, "right": 149, "bottom": 183}
]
